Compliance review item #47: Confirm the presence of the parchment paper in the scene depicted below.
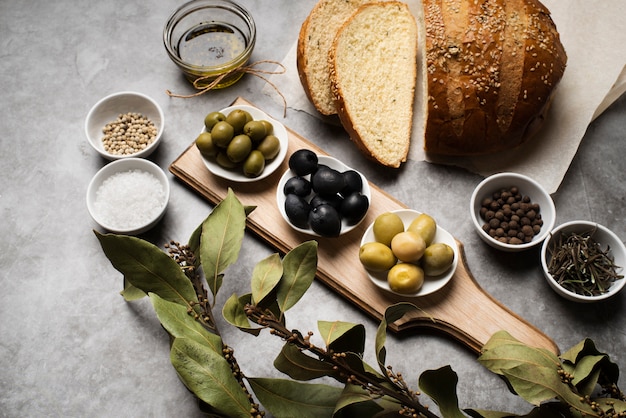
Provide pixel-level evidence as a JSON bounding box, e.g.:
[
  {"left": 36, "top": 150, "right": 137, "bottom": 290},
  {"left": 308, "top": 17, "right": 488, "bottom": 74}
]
[{"left": 267, "top": 1, "right": 626, "bottom": 193}]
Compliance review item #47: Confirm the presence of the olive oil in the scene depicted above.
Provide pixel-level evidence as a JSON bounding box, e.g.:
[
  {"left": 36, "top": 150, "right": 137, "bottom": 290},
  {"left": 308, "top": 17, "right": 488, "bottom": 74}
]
[
  {"left": 178, "top": 22, "right": 247, "bottom": 67},
  {"left": 174, "top": 22, "right": 250, "bottom": 88}
]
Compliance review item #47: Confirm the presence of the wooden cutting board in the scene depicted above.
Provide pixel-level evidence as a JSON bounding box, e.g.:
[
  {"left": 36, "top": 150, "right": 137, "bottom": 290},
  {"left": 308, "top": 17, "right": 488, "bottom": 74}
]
[{"left": 169, "top": 97, "right": 558, "bottom": 355}]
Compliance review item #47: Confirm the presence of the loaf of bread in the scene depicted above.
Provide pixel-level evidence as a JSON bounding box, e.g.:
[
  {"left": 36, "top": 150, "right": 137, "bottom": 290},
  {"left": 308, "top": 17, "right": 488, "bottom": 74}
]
[
  {"left": 296, "top": 0, "right": 375, "bottom": 116},
  {"left": 329, "top": 1, "right": 418, "bottom": 168},
  {"left": 298, "top": 0, "right": 567, "bottom": 162},
  {"left": 422, "top": 0, "right": 567, "bottom": 155}
]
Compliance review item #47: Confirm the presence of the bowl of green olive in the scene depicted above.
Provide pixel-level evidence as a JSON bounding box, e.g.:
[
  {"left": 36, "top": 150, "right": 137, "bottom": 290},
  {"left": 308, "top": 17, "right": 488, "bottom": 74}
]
[
  {"left": 359, "top": 209, "right": 458, "bottom": 297},
  {"left": 541, "top": 221, "right": 626, "bottom": 303},
  {"left": 195, "top": 104, "right": 288, "bottom": 182},
  {"left": 470, "top": 172, "right": 556, "bottom": 252}
]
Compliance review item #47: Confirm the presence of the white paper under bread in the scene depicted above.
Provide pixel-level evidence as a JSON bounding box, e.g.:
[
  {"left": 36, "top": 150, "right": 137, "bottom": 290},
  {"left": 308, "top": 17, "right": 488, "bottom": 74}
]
[{"left": 266, "top": 0, "right": 626, "bottom": 194}]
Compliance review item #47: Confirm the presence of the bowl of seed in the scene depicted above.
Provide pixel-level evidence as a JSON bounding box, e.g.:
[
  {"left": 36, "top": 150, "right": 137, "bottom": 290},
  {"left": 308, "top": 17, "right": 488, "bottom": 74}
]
[
  {"left": 85, "top": 91, "right": 164, "bottom": 160},
  {"left": 541, "top": 221, "right": 626, "bottom": 303},
  {"left": 87, "top": 158, "right": 170, "bottom": 235},
  {"left": 469, "top": 172, "right": 556, "bottom": 252}
]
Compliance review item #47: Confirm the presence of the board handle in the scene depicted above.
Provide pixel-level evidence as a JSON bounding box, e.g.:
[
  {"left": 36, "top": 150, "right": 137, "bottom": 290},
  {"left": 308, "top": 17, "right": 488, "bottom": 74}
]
[{"left": 393, "top": 242, "right": 559, "bottom": 355}]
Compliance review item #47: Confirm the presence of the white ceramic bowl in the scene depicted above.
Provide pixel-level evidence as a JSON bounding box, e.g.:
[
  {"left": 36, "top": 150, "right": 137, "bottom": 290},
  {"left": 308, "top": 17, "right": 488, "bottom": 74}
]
[
  {"left": 200, "top": 104, "right": 288, "bottom": 182},
  {"left": 541, "top": 221, "right": 626, "bottom": 303},
  {"left": 470, "top": 172, "right": 556, "bottom": 252},
  {"left": 87, "top": 158, "right": 170, "bottom": 235},
  {"left": 277, "top": 155, "right": 371, "bottom": 237},
  {"left": 360, "top": 209, "right": 458, "bottom": 297},
  {"left": 85, "top": 91, "right": 164, "bottom": 160}
]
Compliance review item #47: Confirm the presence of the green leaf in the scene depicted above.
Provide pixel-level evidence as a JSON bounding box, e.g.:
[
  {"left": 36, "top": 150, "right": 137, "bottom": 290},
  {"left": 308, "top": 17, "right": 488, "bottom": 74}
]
[
  {"left": 333, "top": 384, "right": 402, "bottom": 417},
  {"left": 376, "top": 303, "right": 419, "bottom": 374},
  {"left": 95, "top": 231, "right": 198, "bottom": 307},
  {"left": 222, "top": 293, "right": 261, "bottom": 336},
  {"left": 479, "top": 331, "right": 560, "bottom": 375},
  {"left": 274, "top": 342, "right": 340, "bottom": 381},
  {"left": 419, "top": 366, "right": 466, "bottom": 418},
  {"left": 561, "top": 338, "right": 620, "bottom": 386},
  {"left": 251, "top": 253, "right": 283, "bottom": 305},
  {"left": 318, "top": 321, "right": 365, "bottom": 356},
  {"left": 276, "top": 241, "right": 318, "bottom": 313},
  {"left": 120, "top": 279, "right": 146, "bottom": 301},
  {"left": 466, "top": 402, "right": 571, "bottom": 417},
  {"left": 571, "top": 355, "right": 604, "bottom": 392},
  {"left": 501, "top": 364, "right": 597, "bottom": 414},
  {"left": 149, "top": 293, "right": 223, "bottom": 353},
  {"left": 248, "top": 377, "right": 342, "bottom": 418},
  {"left": 200, "top": 189, "right": 247, "bottom": 298},
  {"left": 170, "top": 338, "right": 252, "bottom": 418}
]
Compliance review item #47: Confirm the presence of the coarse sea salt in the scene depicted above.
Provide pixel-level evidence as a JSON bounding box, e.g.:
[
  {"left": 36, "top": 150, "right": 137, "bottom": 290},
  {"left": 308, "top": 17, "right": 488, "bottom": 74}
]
[{"left": 94, "top": 169, "right": 166, "bottom": 230}]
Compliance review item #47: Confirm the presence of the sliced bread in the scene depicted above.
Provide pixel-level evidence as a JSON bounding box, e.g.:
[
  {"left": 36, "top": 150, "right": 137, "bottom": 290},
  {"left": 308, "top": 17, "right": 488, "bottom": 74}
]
[
  {"left": 296, "top": 0, "right": 375, "bottom": 116},
  {"left": 329, "top": 1, "right": 418, "bottom": 168}
]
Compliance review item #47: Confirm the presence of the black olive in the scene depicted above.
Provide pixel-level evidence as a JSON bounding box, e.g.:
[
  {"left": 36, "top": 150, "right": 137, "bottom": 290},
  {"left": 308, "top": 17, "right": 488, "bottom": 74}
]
[
  {"left": 284, "top": 194, "right": 310, "bottom": 228},
  {"left": 310, "top": 193, "right": 343, "bottom": 209},
  {"left": 311, "top": 167, "right": 345, "bottom": 196},
  {"left": 341, "top": 170, "right": 363, "bottom": 196},
  {"left": 283, "top": 176, "right": 311, "bottom": 197},
  {"left": 288, "top": 149, "right": 318, "bottom": 176},
  {"left": 308, "top": 204, "right": 342, "bottom": 237},
  {"left": 340, "top": 192, "right": 369, "bottom": 224}
]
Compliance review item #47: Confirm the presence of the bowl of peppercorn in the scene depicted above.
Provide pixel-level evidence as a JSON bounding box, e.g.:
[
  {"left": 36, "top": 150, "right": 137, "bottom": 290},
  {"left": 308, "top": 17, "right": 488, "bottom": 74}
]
[
  {"left": 469, "top": 172, "right": 556, "bottom": 252},
  {"left": 85, "top": 91, "right": 165, "bottom": 160},
  {"left": 541, "top": 221, "right": 626, "bottom": 303}
]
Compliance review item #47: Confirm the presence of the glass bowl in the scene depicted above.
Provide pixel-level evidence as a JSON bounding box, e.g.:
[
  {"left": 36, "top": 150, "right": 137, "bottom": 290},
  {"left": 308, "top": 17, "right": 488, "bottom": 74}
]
[{"left": 163, "top": 0, "right": 256, "bottom": 89}]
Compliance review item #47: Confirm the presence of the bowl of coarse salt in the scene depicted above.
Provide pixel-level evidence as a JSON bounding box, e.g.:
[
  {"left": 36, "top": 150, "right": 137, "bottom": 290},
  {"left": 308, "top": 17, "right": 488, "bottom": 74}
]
[
  {"left": 87, "top": 158, "right": 170, "bottom": 234},
  {"left": 85, "top": 91, "right": 165, "bottom": 160}
]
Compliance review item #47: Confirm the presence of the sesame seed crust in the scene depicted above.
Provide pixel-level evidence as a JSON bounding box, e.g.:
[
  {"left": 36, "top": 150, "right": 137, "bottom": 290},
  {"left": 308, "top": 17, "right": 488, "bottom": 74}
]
[{"left": 423, "top": 0, "right": 567, "bottom": 156}]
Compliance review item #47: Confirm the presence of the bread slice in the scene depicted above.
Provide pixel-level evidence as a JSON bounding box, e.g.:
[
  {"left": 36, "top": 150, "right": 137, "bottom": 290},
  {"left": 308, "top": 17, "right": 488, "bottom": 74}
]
[
  {"left": 296, "top": 0, "right": 375, "bottom": 116},
  {"left": 329, "top": 1, "right": 418, "bottom": 168}
]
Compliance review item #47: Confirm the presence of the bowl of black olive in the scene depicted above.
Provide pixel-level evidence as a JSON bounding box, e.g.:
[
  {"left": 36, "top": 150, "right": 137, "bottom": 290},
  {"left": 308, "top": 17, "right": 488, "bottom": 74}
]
[
  {"left": 541, "top": 221, "right": 626, "bottom": 303},
  {"left": 277, "top": 149, "right": 371, "bottom": 238}
]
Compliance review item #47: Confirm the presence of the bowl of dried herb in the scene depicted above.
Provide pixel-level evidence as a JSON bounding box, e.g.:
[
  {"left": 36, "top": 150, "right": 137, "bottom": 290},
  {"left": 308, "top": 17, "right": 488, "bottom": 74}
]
[{"left": 541, "top": 221, "right": 626, "bottom": 303}]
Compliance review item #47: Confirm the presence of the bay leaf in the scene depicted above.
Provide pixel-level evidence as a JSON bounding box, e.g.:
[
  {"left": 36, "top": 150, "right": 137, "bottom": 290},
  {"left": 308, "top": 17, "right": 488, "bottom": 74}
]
[
  {"left": 418, "top": 366, "right": 465, "bottom": 418},
  {"left": 318, "top": 321, "right": 365, "bottom": 355},
  {"left": 501, "top": 364, "right": 598, "bottom": 414},
  {"left": 222, "top": 293, "right": 261, "bottom": 336},
  {"left": 479, "top": 331, "right": 560, "bottom": 375},
  {"left": 276, "top": 241, "right": 318, "bottom": 313},
  {"left": 251, "top": 253, "right": 283, "bottom": 305},
  {"left": 95, "top": 231, "right": 198, "bottom": 307},
  {"left": 376, "top": 303, "right": 419, "bottom": 373},
  {"left": 149, "top": 293, "right": 223, "bottom": 353},
  {"left": 248, "top": 377, "right": 342, "bottom": 418},
  {"left": 200, "top": 189, "right": 246, "bottom": 298},
  {"left": 120, "top": 278, "right": 146, "bottom": 301},
  {"left": 170, "top": 338, "right": 253, "bottom": 418},
  {"left": 273, "top": 342, "right": 340, "bottom": 381}
]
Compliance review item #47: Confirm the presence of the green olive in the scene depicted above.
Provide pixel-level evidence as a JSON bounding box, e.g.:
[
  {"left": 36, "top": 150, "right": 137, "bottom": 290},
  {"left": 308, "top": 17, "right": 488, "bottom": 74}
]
[
  {"left": 373, "top": 212, "right": 405, "bottom": 247},
  {"left": 243, "top": 120, "right": 267, "bottom": 143},
  {"left": 387, "top": 263, "right": 424, "bottom": 294},
  {"left": 226, "top": 109, "right": 252, "bottom": 133},
  {"left": 260, "top": 120, "right": 274, "bottom": 135},
  {"left": 243, "top": 150, "right": 266, "bottom": 177},
  {"left": 204, "top": 111, "right": 225, "bottom": 131},
  {"left": 256, "top": 135, "right": 281, "bottom": 160},
  {"left": 421, "top": 243, "right": 454, "bottom": 276},
  {"left": 226, "top": 134, "right": 252, "bottom": 163},
  {"left": 195, "top": 132, "right": 218, "bottom": 158},
  {"left": 216, "top": 152, "right": 238, "bottom": 169},
  {"left": 211, "top": 121, "right": 235, "bottom": 148},
  {"left": 408, "top": 213, "right": 437, "bottom": 246},
  {"left": 359, "top": 242, "right": 397, "bottom": 272}
]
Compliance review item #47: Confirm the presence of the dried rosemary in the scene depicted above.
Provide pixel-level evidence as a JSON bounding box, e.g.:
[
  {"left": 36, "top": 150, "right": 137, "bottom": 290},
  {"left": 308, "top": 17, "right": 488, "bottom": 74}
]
[{"left": 547, "top": 228, "right": 623, "bottom": 296}]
